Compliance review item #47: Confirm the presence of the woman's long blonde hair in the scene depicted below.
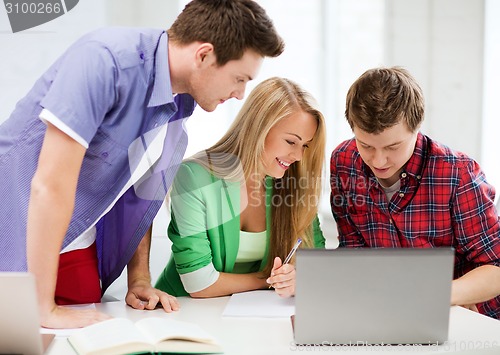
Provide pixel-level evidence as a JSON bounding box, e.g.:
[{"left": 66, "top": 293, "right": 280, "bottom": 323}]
[{"left": 189, "top": 77, "right": 326, "bottom": 275}]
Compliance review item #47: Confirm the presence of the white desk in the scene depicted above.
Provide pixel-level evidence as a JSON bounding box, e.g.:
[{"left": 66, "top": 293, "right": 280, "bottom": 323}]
[{"left": 46, "top": 297, "right": 500, "bottom": 355}]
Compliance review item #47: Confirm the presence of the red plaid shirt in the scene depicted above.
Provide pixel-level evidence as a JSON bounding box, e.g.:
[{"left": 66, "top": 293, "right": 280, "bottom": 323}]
[{"left": 330, "top": 133, "right": 500, "bottom": 319}]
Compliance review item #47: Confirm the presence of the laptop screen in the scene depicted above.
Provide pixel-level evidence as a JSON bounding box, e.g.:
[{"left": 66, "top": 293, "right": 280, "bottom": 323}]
[
  {"left": 294, "top": 248, "right": 454, "bottom": 345},
  {"left": 0, "top": 272, "right": 54, "bottom": 355}
]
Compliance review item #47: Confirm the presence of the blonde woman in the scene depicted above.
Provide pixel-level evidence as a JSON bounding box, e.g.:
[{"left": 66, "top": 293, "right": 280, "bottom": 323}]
[{"left": 155, "top": 77, "right": 326, "bottom": 298}]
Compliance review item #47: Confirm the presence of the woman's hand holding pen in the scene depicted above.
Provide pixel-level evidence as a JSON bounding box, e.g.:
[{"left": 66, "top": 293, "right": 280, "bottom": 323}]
[
  {"left": 266, "top": 256, "right": 296, "bottom": 297},
  {"left": 266, "top": 238, "right": 301, "bottom": 297}
]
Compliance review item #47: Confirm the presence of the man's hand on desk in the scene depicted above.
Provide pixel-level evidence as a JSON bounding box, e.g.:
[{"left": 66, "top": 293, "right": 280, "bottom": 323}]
[
  {"left": 126, "top": 279, "right": 180, "bottom": 313},
  {"left": 41, "top": 305, "right": 111, "bottom": 329},
  {"left": 460, "top": 303, "right": 479, "bottom": 313}
]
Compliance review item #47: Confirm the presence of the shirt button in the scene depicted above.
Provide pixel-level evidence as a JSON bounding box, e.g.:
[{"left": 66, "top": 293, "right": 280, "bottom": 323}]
[
  {"left": 399, "top": 193, "right": 404, "bottom": 197},
  {"left": 389, "top": 219, "right": 393, "bottom": 224},
  {"left": 101, "top": 152, "right": 109, "bottom": 158},
  {"left": 401, "top": 172, "right": 407, "bottom": 178},
  {"left": 416, "top": 175, "right": 421, "bottom": 180}
]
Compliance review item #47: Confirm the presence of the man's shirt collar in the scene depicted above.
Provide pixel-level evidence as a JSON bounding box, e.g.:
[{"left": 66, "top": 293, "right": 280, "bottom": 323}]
[{"left": 148, "top": 32, "right": 174, "bottom": 108}]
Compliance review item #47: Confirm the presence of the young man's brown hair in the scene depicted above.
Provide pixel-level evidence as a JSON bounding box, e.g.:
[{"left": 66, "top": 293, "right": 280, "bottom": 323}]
[
  {"left": 168, "top": 0, "right": 285, "bottom": 66},
  {"left": 345, "top": 66, "right": 425, "bottom": 134}
]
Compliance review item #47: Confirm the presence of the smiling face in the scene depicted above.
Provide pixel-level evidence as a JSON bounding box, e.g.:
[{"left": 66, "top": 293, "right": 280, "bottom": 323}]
[
  {"left": 189, "top": 48, "right": 263, "bottom": 112},
  {"left": 353, "top": 121, "right": 418, "bottom": 187},
  {"left": 262, "top": 110, "right": 318, "bottom": 179}
]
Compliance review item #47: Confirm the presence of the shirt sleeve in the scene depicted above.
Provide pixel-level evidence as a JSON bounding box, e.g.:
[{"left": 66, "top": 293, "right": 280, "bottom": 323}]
[
  {"left": 330, "top": 151, "right": 367, "bottom": 248},
  {"left": 168, "top": 163, "right": 220, "bottom": 281},
  {"left": 452, "top": 159, "right": 500, "bottom": 267},
  {"left": 179, "top": 264, "right": 220, "bottom": 293},
  {"left": 39, "top": 108, "right": 88, "bottom": 148},
  {"left": 39, "top": 41, "right": 117, "bottom": 146},
  {"left": 312, "top": 215, "right": 326, "bottom": 248}
]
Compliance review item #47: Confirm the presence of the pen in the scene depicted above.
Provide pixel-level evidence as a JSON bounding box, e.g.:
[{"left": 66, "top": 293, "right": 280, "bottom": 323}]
[
  {"left": 268, "top": 238, "right": 302, "bottom": 288},
  {"left": 283, "top": 238, "right": 302, "bottom": 264}
]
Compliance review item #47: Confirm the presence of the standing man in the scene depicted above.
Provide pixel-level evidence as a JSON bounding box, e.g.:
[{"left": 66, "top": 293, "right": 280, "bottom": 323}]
[
  {"left": 330, "top": 67, "right": 500, "bottom": 319},
  {"left": 0, "top": 0, "right": 284, "bottom": 328}
]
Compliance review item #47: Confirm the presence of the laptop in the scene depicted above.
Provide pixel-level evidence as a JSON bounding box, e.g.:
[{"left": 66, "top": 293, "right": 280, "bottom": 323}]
[
  {"left": 0, "top": 272, "right": 55, "bottom": 355},
  {"left": 294, "top": 248, "right": 454, "bottom": 345}
]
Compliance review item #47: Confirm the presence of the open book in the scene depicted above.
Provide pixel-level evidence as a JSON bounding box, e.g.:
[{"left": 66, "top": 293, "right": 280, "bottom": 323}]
[{"left": 67, "top": 317, "right": 223, "bottom": 355}]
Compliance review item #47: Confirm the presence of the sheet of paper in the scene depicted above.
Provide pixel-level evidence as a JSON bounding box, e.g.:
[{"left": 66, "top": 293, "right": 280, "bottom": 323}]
[{"left": 222, "top": 290, "right": 295, "bottom": 318}]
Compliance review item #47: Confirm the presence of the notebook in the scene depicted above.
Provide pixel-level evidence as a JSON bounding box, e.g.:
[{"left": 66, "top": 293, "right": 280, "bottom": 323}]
[
  {"left": 294, "top": 248, "right": 454, "bottom": 345},
  {"left": 0, "top": 272, "right": 55, "bottom": 355}
]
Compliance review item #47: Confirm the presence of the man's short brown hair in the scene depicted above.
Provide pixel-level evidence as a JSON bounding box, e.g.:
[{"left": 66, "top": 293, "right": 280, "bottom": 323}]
[
  {"left": 345, "top": 67, "right": 425, "bottom": 134},
  {"left": 168, "top": 0, "right": 285, "bottom": 66}
]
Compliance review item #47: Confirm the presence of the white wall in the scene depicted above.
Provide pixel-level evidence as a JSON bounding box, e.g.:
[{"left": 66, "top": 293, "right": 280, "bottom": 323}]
[
  {"left": 1, "top": 0, "right": 498, "bottom": 240},
  {"left": 0, "top": 0, "right": 107, "bottom": 121},
  {"left": 385, "top": 0, "right": 484, "bottom": 161},
  {"left": 2, "top": 0, "right": 498, "bottom": 298},
  {"left": 384, "top": 0, "right": 499, "bottom": 201},
  {"left": 482, "top": 0, "right": 500, "bottom": 200}
]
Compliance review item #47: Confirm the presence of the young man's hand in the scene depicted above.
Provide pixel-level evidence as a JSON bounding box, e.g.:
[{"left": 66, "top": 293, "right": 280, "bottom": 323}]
[
  {"left": 126, "top": 279, "right": 180, "bottom": 313},
  {"left": 41, "top": 305, "right": 111, "bottom": 329}
]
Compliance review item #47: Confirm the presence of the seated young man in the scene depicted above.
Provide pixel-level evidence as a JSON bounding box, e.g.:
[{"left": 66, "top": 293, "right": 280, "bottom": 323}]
[{"left": 330, "top": 66, "right": 500, "bottom": 319}]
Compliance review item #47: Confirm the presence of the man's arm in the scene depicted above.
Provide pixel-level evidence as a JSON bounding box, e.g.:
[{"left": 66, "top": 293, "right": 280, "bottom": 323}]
[
  {"left": 450, "top": 159, "right": 500, "bottom": 310},
  {"left": 126, "top": 226, "right": 179, "bottom": 313},
  {"left": 451, "top": 265, "right": 500, "bottom": 307},
  {"left": 27, "top": 122, "right": 110, "bottom": 328}
]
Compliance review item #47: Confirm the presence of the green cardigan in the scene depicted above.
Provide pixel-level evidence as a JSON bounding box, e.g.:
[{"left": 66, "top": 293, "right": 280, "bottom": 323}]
[{"left": 155, "top": 161, "right": 325, "bottom": 296}]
